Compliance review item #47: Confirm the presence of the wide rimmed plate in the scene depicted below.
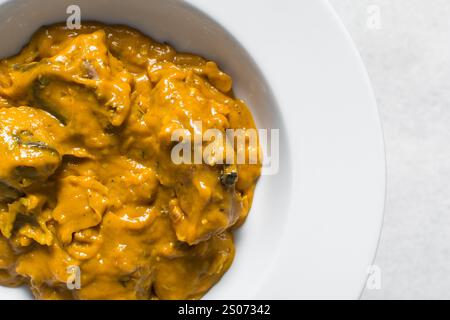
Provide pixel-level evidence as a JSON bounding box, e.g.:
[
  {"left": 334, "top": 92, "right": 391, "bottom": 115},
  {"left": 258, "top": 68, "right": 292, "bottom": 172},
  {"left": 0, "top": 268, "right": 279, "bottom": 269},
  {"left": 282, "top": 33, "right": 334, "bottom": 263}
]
[
  {"left": 0, "top": 0, "right": 385, "bottom": 299},
  {"left": 188, "top": 0, "right": 386, "bottom": 299}
]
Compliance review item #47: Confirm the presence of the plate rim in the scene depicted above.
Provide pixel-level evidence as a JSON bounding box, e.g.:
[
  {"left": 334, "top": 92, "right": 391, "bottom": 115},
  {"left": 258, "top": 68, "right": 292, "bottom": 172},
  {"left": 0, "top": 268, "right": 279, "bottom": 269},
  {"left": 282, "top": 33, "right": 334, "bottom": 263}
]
[{"left": 187, "top": 0, "right": 386, "bottom": 299}]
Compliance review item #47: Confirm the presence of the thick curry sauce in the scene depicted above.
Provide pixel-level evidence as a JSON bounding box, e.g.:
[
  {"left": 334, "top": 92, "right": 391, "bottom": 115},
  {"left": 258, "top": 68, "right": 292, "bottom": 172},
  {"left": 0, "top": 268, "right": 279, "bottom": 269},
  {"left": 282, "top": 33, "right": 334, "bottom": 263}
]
[{"left": 0, "top": 23, "right": 260, "bottom": 299}]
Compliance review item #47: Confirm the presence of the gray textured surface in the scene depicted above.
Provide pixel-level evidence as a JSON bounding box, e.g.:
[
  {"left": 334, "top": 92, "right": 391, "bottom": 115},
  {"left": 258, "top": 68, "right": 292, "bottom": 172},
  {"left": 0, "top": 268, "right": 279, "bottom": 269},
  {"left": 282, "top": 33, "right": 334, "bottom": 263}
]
[{"left": 329, "top": 0, "right": 450, "bottom": 299}]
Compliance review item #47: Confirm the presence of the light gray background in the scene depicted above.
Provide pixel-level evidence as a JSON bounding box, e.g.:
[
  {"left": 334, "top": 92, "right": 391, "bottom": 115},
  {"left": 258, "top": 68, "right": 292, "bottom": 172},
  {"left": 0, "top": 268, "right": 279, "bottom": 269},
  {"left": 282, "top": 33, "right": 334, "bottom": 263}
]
[{"left": 329, "top": 0, "right": 450, "bottom": 299}]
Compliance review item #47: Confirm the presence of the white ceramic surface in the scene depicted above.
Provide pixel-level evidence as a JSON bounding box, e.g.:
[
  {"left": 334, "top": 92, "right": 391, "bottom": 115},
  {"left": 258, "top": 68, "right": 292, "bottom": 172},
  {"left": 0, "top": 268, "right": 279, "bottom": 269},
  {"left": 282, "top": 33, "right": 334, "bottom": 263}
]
[{"left": 0, "top": 0, "right": 385, "bottom": 299}]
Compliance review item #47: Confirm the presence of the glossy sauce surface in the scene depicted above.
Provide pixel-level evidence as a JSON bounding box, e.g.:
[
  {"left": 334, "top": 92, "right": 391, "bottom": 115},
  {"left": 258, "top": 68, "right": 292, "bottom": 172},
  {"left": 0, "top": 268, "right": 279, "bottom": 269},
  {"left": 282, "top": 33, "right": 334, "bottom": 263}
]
[{"left": 0, "top": 23, "right": 260, "bottom": 299}]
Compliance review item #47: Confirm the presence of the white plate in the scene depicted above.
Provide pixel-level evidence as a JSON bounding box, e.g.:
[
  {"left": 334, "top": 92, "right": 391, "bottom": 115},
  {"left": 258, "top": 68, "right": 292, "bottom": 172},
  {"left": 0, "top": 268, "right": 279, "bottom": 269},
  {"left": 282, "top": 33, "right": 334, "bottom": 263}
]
[{"left": 0, "top": 0, "right": 385, "bottom": 299}]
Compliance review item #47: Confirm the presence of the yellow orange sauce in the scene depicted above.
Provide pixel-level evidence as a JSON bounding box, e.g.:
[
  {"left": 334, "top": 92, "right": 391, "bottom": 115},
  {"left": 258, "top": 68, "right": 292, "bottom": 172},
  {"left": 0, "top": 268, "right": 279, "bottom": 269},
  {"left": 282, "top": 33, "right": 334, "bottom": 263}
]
[{"left": 0, "top": 23, "right": 260, "bottom": 299}]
